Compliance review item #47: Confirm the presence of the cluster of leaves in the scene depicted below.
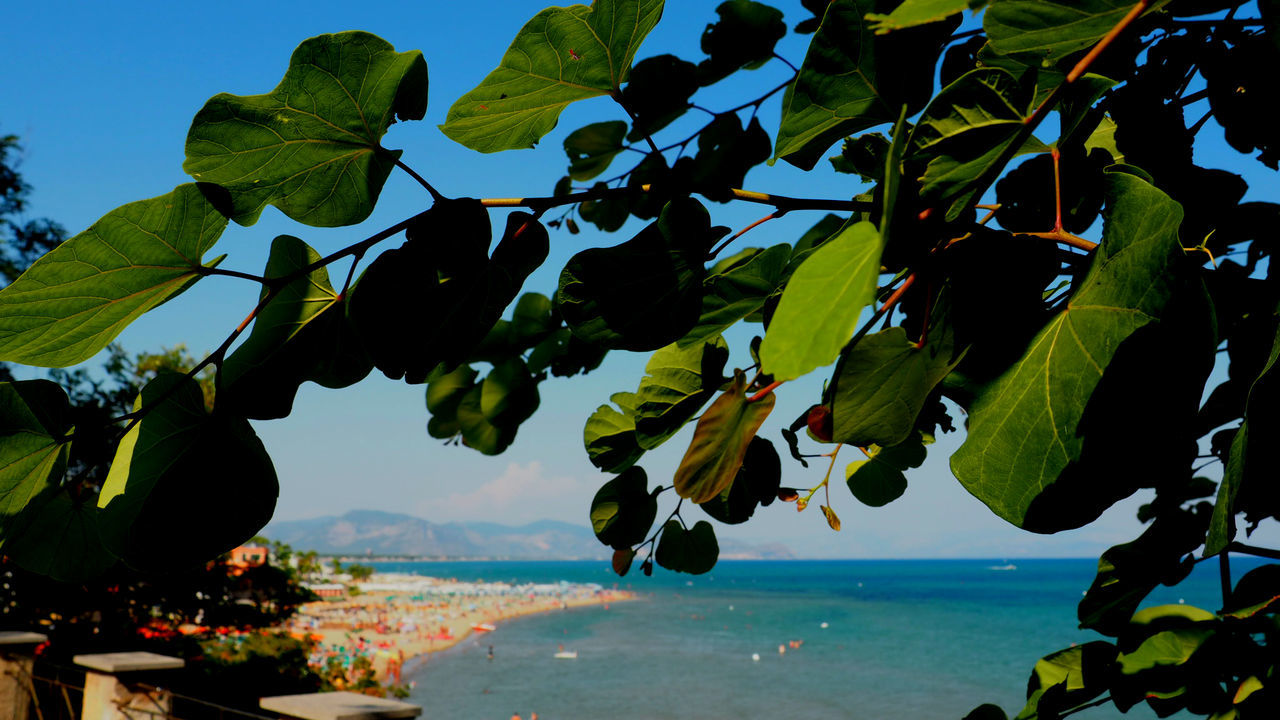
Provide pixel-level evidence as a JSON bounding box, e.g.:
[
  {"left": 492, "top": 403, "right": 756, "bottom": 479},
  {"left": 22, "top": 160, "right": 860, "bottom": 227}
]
[{"left": 4, "top": 0, "right": 1280, "bottom": 716}]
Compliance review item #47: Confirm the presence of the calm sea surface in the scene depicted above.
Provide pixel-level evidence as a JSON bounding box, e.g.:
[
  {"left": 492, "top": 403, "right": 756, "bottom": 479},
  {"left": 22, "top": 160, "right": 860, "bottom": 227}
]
[{"left": 368, "top": 558, "right": 1259, "bottom": 720}]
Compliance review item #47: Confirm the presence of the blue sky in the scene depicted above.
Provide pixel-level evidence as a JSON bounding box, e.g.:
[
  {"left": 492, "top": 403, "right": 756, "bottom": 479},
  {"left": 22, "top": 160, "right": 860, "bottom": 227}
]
[{"left": 3, "top": 1, "right": 1272, "bottom": 558}]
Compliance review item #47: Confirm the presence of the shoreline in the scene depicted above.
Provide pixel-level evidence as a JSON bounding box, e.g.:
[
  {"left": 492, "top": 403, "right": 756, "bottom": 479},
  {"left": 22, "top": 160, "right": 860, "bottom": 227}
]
[{"left": 283, "top": 573, "right": 631, "bottom": 685}]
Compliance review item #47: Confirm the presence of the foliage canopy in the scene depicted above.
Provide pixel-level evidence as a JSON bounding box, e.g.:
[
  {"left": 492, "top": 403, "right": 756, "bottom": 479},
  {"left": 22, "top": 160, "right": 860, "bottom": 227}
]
[{"left": 4, "top": 0, "right": 1280, "bottom": 716}]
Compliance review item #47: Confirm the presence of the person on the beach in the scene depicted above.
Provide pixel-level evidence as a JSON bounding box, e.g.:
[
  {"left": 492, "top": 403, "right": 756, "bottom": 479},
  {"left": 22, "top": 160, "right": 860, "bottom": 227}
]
[
  {"left": 510, "top": 713, "right": 521, "bottom": 720},
  {"left": 488, "top": 645, "right": 495, "bottom": 661}
]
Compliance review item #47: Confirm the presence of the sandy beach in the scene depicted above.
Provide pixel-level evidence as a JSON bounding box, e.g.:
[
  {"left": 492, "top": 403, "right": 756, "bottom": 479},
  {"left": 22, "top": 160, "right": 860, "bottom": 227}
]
[{"left": 284, "top": 573, "right": 631, "bottom": 684}]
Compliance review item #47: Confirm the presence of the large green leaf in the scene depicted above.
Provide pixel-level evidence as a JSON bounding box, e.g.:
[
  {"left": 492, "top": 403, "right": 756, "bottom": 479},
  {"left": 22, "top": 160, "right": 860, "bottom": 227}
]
[
  {"left": 557, "top": 198, "right": 712, "bottom": 351},
  {"left": 680, "top": 244, "right": 791, "bottom": 347},
  {"left": 774, "top": 0, "right": 957, "bottom": 169},
  {"left": 2, "top": 488, "right": 116, "bottom": 582},
  {"left": 220, "top": 236, "right": 373, "bottom": 420},
  {"left": 759, "top": 221, "right": 883, "bottom": 381},
  {"left": 673, "top": 374, "right": 775, "bottom": 504},
  {"left": 633, "top": 337, "right": 730, "bottom": 449},
  {"left": 910, "top": 68, "right": 1048, "bottom": 221},
  {"left": 0, "top": 184, "right": 227, "bottom": 367},
  {"left": 831, "top": 320, "right": 959, "bottom": 449},
  {"left": 582, "top": 337, "right": 729, "bottom": 472},
  {"left": 589, "top": 466, "right": 657, "bottom": 549},
  {"left": 184, "top": 31, "right": 428, "bottom": 227},
  {"left": 441, "top": 0, "right": 665, "bottom": 153},
  {"left": 951, "top": 171, "right": 1186, "bottom": 531},
  {"left": 99, "top": 374, "right": 278, "bottom": 571},
  {"left": 985, "top": 0, "right": 1166, "bottom": 64}
]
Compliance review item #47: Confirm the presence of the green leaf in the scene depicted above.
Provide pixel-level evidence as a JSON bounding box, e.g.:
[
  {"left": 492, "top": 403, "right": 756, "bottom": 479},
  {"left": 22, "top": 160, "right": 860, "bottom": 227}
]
[
  {"left": 0, "top": 184, "right": 227, "bottom": 367},
  {"left": 1222, "top": 564, "right": 1280, "bottom": 619},
  {"left": 655, "top": 519, "right": 719, "bottom": 574},
  {"left": 759, "top": 221, "right": 884, "bottom": 381},
  {"left": 590, "top": 466, "right": 657, "bottom": 549},
  {"left": 2, "top": 488, "right": 115, "bottom": 582},
  {"left": 951, "top": 172, "right": 1186, "bottom": 531},
  {"left": 585, "top": 391, "right": 646, "bottom": 472},
  {"left": 184, "top": 31, "right": 428, "bottom": 227},
  {"left": 866, "top": 0, "right": 973, "bottom": 34},
  {"left": 0, "top": 381, "right": 108, "bottom": 581},
  {"left": 700, "top": 437, "right": 781, "bottom": 524},
  {"left": 845, "top": 432, "right": 929, "bottom": 507},
  {"left": 565, "top": 121, "right": 629, "bottom": 181},
  {"left": 99, "top": 374, "right": 278, "bottom": 571},
  {"left": 831, "top": 320, "right": 960, "bottom": 449},
  {"left": 557, "top": 198, "right": 712, "bottom": 351},
  {"left": 774, "top": 0, "right": 957, "bottom": 169},
  {"left": 425, "top": 365, "right": 479, "bottom": 439},
  {"left": 962, "top": 705, "right": 1008, "bottom": 720},
  {"left": 1118, "top": 628, "right": 1214, "bottom": 675},
  {"left": 634, "top": 337, "right": 730, "bottom": 449},
  {"left": 698, "top": 0, "right": 787, "bottom": 83},
  {"left": 0, "top": 381, "right": 72, "bottom": 521},
  {"left": 985, "top": 0, "right": 1166, "bottom": 65},
  {"left": 1078, "top": 510, "right": 1204, "bottom": 635},
  {"left": 1209, "top": 325, "right": 1280, "bottom": 554},
  {"left": 673, "top": 374, "right": 775, "bottom": 504},
  {"left": 1016, "top": 642, "right": 1117, "bottom": 720},
  {"left": 220, "top": 235, "right": 373, "bottom": 420},
  {"left": 621, "top": 55, "right": 699, "bottom": 140},
  {"left": 583, "top": 337, "right": 729, "bottom": 472},
  {"left": 829, "top": 132, "right": 891, "bottom": 181},
  {"left": 1085, "top": 115, "right": 1124, "bottom": 163},
  {"left": 441, "top": 0, "right": 665, "bottom": 153},
  {"left": 681, "top": 244, "right": 790, "bottom": 347},
  {"left": 1130, "top": 604, "right": 1215, "bottom": 626},
  {"left": 910, "top": 68, "right": 1049, "bottom": 221}
]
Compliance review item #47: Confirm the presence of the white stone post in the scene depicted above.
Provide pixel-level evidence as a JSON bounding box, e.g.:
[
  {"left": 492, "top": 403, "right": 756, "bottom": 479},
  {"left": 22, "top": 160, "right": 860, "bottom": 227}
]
[
  {"left": 74, "top": 651, "right": 184, "bottom": 720},
  {"left": 0, "top": 631, "right": 47, "bottom": 720}
]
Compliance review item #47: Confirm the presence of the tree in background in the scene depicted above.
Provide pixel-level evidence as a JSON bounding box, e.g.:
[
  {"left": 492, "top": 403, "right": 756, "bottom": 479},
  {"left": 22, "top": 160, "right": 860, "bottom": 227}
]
[{"left": 3, "top": 2, "right": 1280, "bottom": 717}]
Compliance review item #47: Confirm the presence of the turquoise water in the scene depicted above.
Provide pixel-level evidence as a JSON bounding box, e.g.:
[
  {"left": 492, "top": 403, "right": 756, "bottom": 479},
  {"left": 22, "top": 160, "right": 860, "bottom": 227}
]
[{"left": 369, "top": 559, "right": 1255, "bottom": 720}]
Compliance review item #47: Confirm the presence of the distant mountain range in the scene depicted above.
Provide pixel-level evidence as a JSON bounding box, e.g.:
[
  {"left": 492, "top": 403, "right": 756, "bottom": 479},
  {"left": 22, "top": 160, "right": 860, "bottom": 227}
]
[{"left": 263, "top": 510, "right": 794, "bottom": 561}]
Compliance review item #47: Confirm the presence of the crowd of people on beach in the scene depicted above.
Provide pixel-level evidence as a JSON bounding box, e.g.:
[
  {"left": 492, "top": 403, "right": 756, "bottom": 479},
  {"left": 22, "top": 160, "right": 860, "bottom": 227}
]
[{"left": 282, "top": 573, "right": 626, "bottom": 687}]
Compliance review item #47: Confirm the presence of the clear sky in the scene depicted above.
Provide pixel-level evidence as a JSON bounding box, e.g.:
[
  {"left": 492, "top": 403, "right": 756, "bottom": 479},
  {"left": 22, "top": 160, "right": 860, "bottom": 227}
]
[{"left": 3, "top": 1, "right": 1274, "bottom": 558}]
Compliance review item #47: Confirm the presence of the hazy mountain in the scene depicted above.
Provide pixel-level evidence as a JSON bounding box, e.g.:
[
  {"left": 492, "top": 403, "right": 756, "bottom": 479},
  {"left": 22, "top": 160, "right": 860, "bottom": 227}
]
[{"left": 263, "top": 510, "right": 794, "bottom": 560}]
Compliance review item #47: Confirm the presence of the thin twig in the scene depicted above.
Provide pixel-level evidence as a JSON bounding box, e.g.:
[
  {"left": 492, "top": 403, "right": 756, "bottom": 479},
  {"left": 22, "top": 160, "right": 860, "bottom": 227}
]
[
  {"left": 394, "top": 158, "right": 445, "bottom": 202},
  {"left": 481, "top": 185, "right": 872, "bottom": 213},
  {"left": 708, "top": 211, "right": 784, "bottom": 260},
  {"left": 749, "top": 380, "right": 784, "bottom": 403},
  {"left": 195, "top": 266, "right": 269, "bottom": 284},
  {"left": 1228, "top": 542, "right": 1280, "bottom": 561}
]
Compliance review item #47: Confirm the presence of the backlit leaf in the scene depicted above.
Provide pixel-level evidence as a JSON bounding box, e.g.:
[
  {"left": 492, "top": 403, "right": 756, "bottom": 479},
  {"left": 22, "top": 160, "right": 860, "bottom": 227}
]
[
  {"left": 699, "top": 437, "right": 781, "bottom": 524},
  {"left": 681, "top": 244, "right": 789, "bottom": 347},
  {"left": 951, "top": 172, "right": 1186, "bottom": 531},
  {"left": 910, "top": 68, "right": 1048, "bottom": 221},
  {"left": 0, "top": 184, "right": 226, "bottom": 367},
  {"left": 99, "top": 374, "right": 278, "bottom": 571},
  {"left": 558, "top": 198, "right": 712, "bottom": 351},
  {"left": 585, "top": 391, "right": 645, "bottom": 472},
  {"left": 220, "top": 235, "right": 373, "bottom": 420},
  {"left": 775, "top": 0, "right": 957, "bottom": 169},
  {"left": 760, "top": 221, "right": 883, "bottom": 381},
  {"left": 565, "top": 121, "right": 628, "bottom": 181},
  {"left": 673, "top": 374, "right": 775, "bottom": 503},
  {"left": 590, "top": 466, "right": 657, "bottom": 549},
  {"left": 1118, "top": 628, "right": 1214, "bottom": 675},
  {"left": 831, "top": 320, "right": 959, "bottom": 449},
  {"left": 441, "top": 0, "right": 665, "bottom": 153},
  {"left": 634, "top": 337, "right": 730, "bottom": 449},
  {"left": 866, "top": 0, "right": 973, "bottom": 34},
  {"left": 985, "top": 0, "right": 1167, "bottom": 64},
  {"left": 184, "top": 31, "right": 428, "bottom": 227}
]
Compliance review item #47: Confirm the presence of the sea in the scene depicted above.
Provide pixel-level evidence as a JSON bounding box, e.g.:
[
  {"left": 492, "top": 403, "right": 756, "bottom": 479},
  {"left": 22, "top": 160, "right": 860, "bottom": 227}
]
[{"left": 367, "top": 558, "right": 1260, "bottom": 720}]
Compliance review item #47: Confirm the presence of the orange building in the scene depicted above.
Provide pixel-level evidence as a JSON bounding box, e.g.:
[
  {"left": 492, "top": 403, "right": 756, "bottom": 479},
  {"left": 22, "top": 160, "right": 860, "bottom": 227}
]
[{"left": 229, "top": 544, "right": 269, "bottom": 568}]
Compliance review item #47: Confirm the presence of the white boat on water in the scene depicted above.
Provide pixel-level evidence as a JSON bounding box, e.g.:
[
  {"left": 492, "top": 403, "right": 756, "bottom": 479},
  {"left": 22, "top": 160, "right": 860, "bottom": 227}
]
[
  {"left": 988, "top": 564, "right": 1017, "bottom": 571},
  {"left": 471, "top": 622, "right": 496, "bottom": 632},
  {"left": 554, "top": 650, "right": 578, "bottom": 659}
]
